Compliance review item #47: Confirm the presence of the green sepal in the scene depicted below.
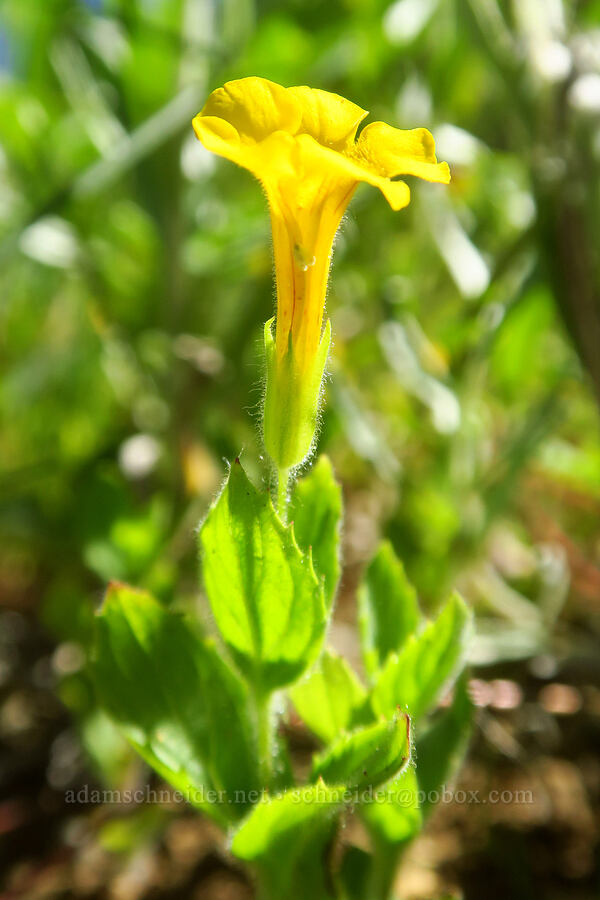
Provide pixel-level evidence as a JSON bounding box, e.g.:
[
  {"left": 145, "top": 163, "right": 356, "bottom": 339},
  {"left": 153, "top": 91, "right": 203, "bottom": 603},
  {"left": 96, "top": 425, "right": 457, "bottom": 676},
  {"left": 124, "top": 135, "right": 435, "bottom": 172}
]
[
  {"left": 199, "top": 458, "right": 326, "bottom": 692},
  {"left": 263, "top": 316, "right": 331, "bottom": 470}
]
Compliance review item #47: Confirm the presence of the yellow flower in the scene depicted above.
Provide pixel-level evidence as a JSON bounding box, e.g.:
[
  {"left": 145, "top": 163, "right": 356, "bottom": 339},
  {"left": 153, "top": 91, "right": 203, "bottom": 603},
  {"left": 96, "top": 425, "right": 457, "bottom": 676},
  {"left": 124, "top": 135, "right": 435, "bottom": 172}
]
[{"left": 193, "top": 77, "right": 450, "bottom": 470}]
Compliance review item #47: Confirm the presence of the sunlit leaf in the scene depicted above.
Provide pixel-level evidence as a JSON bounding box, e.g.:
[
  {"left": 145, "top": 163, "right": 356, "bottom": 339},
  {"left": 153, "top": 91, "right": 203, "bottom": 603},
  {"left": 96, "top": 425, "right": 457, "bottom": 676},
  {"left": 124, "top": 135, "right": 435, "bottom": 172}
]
[
  {"left": 199, "top": 459, "right": 326, "bottom": 691},
  {"left": 289, "top": 455, "right": 342, "bottom": 608},
  {"left": 289, "top": 651, "right": 366, "bottom": 744},
  {"left": 371, "top": 592, "right": 472, "bottom": 722},
  {"left": 358, "top": 541, "right": 420, "bottom": 677},
  {"left": 312, "top": 711, "right": 411, "bottom": 792},
  {"left": 93, "top": 583, "right": 260, "bottom": 824},
  {"left": 232, "top": 782, "right": 343, "bottom": 900}
]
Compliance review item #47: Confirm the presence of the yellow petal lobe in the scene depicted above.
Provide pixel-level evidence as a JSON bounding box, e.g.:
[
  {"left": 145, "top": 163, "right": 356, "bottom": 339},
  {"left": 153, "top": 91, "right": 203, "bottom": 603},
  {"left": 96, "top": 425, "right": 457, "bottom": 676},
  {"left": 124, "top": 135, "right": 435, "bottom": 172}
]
[
  {"left": 201, "top": 77, "right": 301, "bottom": 143},
  {"left": 287, "top": 86, "right": 368, "bottom": 149},
  {"left": 355, "top": 122, "right": 451, "bottom": 183}
]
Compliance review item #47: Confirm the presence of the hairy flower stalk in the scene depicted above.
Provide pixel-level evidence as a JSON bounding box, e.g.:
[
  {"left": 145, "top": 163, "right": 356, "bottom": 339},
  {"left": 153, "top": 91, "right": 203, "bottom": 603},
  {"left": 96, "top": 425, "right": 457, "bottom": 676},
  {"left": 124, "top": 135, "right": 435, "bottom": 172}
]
[{"left": 193, "top": 77, "right": 450, "bottom": 495}]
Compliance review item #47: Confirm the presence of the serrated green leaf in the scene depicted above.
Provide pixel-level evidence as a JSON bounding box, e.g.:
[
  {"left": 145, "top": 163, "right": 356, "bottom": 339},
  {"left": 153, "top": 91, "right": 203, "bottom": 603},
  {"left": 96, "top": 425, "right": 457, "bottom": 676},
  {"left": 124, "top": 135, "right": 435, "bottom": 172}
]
[
  {"left": 93, "top": 583, "right": 260, "bottom": 825},
  {"left": 312, "top": 712, "right": 410, "bottom": 792},
  {"left": 359, "top": 541, "right": 420, "bottom": 677},
  {"left": 416, "top": 673, "right": 473, "bottom": 818},
  {"left": 289, "top": 651, "right": 366, "bottom": 744},
  {"left": 231, "top": 782, "right": 343, "bottom": 900},
  {"left": 357, "top": 682, "right": 472, "bottom": 874},
  {"left": 199, "top": 460, "right": 326, "bottom": 691},
  {"left": 289, "top": 456, "right": 342, "bottom": 607},
  {"left": 232, "top": 781, "right": 342, "bottom": 858},
  {"left": 371, "top": 592, "right": 472, "bottom": 722}
]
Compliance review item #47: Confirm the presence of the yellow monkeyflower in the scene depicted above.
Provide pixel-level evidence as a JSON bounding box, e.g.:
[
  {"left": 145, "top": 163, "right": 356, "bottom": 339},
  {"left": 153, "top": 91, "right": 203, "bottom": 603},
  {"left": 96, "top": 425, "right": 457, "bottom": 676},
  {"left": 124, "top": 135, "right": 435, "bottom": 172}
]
[{"left": 193, "top": 77, "right": 449, "bottom": 472}]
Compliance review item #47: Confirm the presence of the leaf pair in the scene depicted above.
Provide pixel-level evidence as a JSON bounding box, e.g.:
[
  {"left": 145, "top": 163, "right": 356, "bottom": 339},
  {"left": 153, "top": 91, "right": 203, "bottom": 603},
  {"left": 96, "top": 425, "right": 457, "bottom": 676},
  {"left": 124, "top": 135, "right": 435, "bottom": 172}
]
[
  {"left": 359, "top": 542, "right": 473, "bottom": 724},
  {"left": 92, "top": 457, "right": 343, "bottom": 828},
  {"left": 92, "top": 456, "right": 474, "bottom": 898},
  {"left": 232, "top": 711, "right": 412, "bottom": 900},
  {"left": 356, "top": 545, "right": 473, "bottom": 854},
  {"left": 293, "top": 546, "right": 472, "bottom": 746},
  {"left": 290, "top": 540, "right": 473, "bottom": 858}
]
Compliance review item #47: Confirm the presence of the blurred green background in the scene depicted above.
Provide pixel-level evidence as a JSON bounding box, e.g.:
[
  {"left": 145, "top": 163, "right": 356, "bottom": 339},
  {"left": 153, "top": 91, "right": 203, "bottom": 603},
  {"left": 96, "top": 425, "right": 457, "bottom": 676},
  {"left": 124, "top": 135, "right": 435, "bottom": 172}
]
[{"left": 1, "top": 0, "right": 599, "bottom": 897}]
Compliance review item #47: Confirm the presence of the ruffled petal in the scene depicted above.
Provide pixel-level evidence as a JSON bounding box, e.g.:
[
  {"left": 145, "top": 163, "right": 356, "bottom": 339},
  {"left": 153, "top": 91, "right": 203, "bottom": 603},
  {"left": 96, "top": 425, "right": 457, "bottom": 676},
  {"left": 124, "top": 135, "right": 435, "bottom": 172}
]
[
  {"left": 287, "top": 86, "right": 368, "bottom": 150},
  {"left": 375, "top": 179, "right": 411, "bottom": 211},
  {"left": 193, "top": 114, "right": 298, "bottom": 182},
  {"left": 192, "top": 115, "right": 241, "bottom": 165},
  {"left": 192, "top": 80, "right": 450, "bottom": 210},
  {"left": 354, "top": 122, "right": 451, "bottom": 183},
  {"left": 292, "top": 134, "right": 412, "bottom": 211},
  {"left": 200, "top": 77, "right": 302, "bottom": 144}
]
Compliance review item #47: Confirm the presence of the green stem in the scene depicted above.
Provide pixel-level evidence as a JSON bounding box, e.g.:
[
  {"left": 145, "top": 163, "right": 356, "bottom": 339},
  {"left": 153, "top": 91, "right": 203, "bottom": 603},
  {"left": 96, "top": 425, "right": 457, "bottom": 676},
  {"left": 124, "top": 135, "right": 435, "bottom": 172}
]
[
  {"left": 277, "top": 467, "right": 289, "bottom": 522},
  {"left": 255, "top": 690, "right": 273, "bottom": 788},
  {"left": 369, "top": 840, "right": 400, "bottom": 900}
]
